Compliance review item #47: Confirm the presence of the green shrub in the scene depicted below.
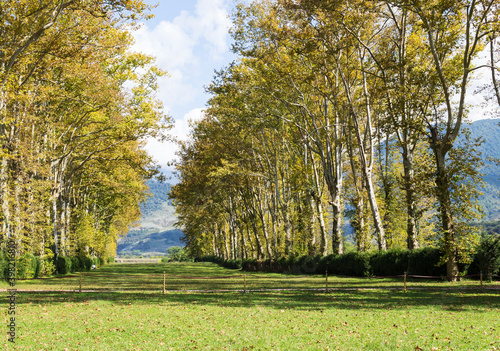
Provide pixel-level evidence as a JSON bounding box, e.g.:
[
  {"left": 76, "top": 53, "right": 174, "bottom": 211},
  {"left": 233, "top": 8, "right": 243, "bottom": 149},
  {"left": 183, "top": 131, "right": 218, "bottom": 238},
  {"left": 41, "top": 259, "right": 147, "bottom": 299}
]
[
  {"left": 71, "top": 256, "right": 81, "bottom": 272},
  {"left": 77, "top": 257, "right": 86, "bottom": 271},
  {"left": 223, "top": 259, "right": 242, "bottom": 269},
  {"left": 33, "top": 256, "right": 42, "bottom": 278},
  {"left": 93, "top": 257, "right": 104, "bottom": 267},
  {"left": 370, "top": 249, "right": 410, "bottom": 277},
  {"left": 82, "top": 257, "right": 92, "bottom": 271},
  {"left": 242, "top": 258, "right": 258, "bottom": 271},
  {"left": 198, "top": 255, "right": 225, "bottom": 265},
  {"left": 16, "top": 253, "right": 39, "bottom": 279},
  {"left": 41, "top": 255, "right": 56, "bottom": 277},
  {"left": 469, "top": 235, "right": 500, "bottom": 278},
  {"left": 408, "top": 247, "right": 446, "bottom": 276},
  {"left": 166, "top": 246, "right": 192, "bottom": 262},
  {"left": 56, "top": 256, "right": 72, "bottom": 275},
  {"left": 293, "top": 255, "right": 320, "bottom": 275},
  {"left": 317, "top": 254, "right": 337, "bottom": 275},
  {"left": 0, "top": 251, "right": 8, "bottom": 279},
  {"left": 331, "top": 252, "right": 371, "bottom": 277},
  {"left": 275, "top": 257, "right": 290, "bottom": 273}
]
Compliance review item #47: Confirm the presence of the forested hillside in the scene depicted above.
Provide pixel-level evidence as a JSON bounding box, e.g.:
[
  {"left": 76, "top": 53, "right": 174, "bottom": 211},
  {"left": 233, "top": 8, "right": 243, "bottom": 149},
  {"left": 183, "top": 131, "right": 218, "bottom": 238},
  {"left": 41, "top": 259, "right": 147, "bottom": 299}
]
[
  {"left": 140, "top": 181, "right": 172, "bottom": 217},
  {"left": 466, "top": 119, "right": 500, "bottom": 221},
  {"left": 117, "top": 180, "right": 181, "bottom": 256},
  {"left": 170, "top": 0, "right": 500, "bottom": 280}
]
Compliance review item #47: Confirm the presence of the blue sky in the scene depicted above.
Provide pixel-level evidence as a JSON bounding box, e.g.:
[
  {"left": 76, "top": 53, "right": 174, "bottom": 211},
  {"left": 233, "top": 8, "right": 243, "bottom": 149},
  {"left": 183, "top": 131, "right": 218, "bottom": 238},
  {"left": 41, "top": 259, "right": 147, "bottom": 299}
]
[{"left": 131, "top": 0, "right": 237, "bottom": 171}]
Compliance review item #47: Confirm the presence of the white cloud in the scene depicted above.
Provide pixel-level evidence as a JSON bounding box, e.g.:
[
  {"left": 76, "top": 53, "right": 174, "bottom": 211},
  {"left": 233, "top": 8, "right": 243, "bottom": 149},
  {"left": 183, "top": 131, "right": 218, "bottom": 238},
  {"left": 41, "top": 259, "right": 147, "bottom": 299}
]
[
  {"left": 156, "top": 70, "right": 197, "bottom": 111},
  {"left": 467, "top": 52, "right": 491, "bottom": 121},
  {"left": 194, "top": 0, "right": 232, "bottom": 59},
  {"left": 145, "top": 108, "right": 206, "bottom": 171},
  {"left": 175, "top": 108, "right": 206, "bottom": 142},
  {"left": 131, "top": 0, "right": 233, "bottom": 170},
  {"left": 132, "top": 20, "right": 197, "bottom": 70},
  {"left": 131, "top": 0, "right": 231, "bottom": 70}
]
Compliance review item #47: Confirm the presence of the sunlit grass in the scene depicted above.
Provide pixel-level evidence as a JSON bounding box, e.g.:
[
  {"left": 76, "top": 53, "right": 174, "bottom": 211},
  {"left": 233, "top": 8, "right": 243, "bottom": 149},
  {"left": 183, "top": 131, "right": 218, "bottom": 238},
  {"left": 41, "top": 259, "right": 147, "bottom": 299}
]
[
  {"left": 1, "top": 262, "right": 499, "bottom": 350},
  {"left": 1, "top": 262, "right": 497, "bottom": 292}
]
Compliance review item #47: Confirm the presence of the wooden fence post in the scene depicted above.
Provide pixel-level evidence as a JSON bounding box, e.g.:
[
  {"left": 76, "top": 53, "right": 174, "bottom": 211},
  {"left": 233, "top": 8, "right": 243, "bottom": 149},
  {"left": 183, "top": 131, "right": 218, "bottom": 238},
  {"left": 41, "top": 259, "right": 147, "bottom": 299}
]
[
  {"left": 325, "top": 270, "right": 329, "bottom": 293},
  {"left": 404, "top": 271, "right": 407, "bottom": 292},
  {"left": 163, "top": 271, "right": 166, "bottom": 294},
  {"left": 244, "top": 274, "right": 247, "bottom": 293},
  {"left": 480, "top": 271, "right": 483, "bottom": 290},
  {"left": 79, "top": 273, "right": 82, "bottom": 293}
]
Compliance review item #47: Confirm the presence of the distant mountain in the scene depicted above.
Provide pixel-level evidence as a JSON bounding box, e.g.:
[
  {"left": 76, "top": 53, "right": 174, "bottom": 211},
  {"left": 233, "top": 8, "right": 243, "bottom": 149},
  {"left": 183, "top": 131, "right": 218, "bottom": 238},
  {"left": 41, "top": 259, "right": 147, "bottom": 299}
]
[
  {"left": 117, "top": 179, "right": 182, "bottom": 256},
  {"left": 117, "top": 228, "right": 183, "bottom": 256},
  {"left": 465, "top": 119, "right": 500, "bottom": 220}
]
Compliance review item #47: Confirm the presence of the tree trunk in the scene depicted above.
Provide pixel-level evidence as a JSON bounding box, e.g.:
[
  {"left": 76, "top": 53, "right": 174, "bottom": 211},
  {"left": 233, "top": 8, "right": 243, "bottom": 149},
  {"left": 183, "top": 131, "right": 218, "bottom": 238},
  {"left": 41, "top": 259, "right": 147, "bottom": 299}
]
[
  {"left": 251, "top": 218, "right": 263, "bottom": 260},
  {"left": 52, "top": 196, "right": 59, "bottom": 258},
  {"left": 223, "top": 229, "right": 230, "bottom": 260},
  {"left": 352, "top": 194, "right": 367, "bottom": 252},
  {"left": 257, "top": 198, "right": 272, "bottom": 259},
  {"left": 402, "top": 150, "right": 419, "bottom": 250},
  {"left": 1, "top": 157, "right": 11, "bottom": 238},
  {"left": 340, "top": 56, "right": 386, "bottom": 250},
  {"left": 309, "top": 148, "right": 328, "bottom": 255},
  {"left": 434, "top": 148, "right": 459, "bottom": 281}
]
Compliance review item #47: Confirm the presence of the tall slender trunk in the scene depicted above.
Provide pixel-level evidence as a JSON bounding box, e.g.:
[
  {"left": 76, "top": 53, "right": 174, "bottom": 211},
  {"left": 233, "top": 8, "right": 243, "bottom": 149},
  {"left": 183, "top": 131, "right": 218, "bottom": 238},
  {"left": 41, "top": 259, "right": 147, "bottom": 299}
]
[
  {"left": 308, "top": 194, "right": 317, "bottom": 255},
  {"left": 223, "top": 229, "right": 230, "bottom": 260},
  {"left": 256, "top": 194, "right": 272, "bottom": 259},
  {"left": 13, "top": 174, "right": 21, "bottom": 241},
  {"left": 1, "top": 157, "right": 11, "bottom": 238},
  {"left": 240, "top": 221, "right": 247, "bottom": 260},
  {"left": 242, "top": 192, "right": 263, "bottom": 259},
  {"left": 348, "top": 119, "right": 368, "bottom": 252},
  {"left": 251, "top": 219, "right": 263, "bottom": 260},
  {"left": 310, "top": 154, "right": 328, "bottom": 255},
  {"left": 433, "top": 146, "right": 458, "bottom": 281},
  {"left": 252, "top": 187, "right": 272, "bottom": 259},
  {"left": 402, "top": 149, "right": 419, "bottom": 249},
  {"left": 353, "top": 193, "right": 367, "bottom": 252},
  {"left": 283, "top": 210, "right": 292, "bottom": 255},
  {"left": 52, "top": 196, "right": 58, "bottom": 257},
  {"left": 212, "top": 226, "right": 219, "bottom": 257},
  {"left": 339, "top": 53, "right": 386, "bottom": 250}
]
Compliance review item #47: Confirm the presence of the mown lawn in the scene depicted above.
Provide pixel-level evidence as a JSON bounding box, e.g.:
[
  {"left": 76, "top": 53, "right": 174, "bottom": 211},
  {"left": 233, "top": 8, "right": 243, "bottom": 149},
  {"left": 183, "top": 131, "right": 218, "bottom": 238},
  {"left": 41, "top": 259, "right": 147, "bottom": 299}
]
[{"left": 1, "top": 262, "right": 499, "bottom": 350}]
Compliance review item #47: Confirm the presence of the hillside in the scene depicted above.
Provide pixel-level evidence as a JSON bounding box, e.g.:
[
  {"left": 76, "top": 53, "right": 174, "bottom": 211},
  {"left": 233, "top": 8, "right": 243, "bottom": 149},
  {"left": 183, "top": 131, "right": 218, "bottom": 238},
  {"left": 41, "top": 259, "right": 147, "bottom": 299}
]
[
  {"left": 117, "top": 179, "right": 182, "bottom": 256},
  {"left": 465, "top": 119, "right": 500, "bottom": 220}
]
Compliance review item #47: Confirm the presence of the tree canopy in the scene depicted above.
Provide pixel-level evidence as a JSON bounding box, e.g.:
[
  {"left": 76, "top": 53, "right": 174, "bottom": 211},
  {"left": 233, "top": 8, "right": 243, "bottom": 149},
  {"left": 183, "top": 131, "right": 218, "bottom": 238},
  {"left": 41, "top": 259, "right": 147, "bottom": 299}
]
[
  {"left": 171, "top": 0, "right": 500, "bottom": 280},
  {"left": 0, "top": 0, "right": 172, "bottom": 270}
]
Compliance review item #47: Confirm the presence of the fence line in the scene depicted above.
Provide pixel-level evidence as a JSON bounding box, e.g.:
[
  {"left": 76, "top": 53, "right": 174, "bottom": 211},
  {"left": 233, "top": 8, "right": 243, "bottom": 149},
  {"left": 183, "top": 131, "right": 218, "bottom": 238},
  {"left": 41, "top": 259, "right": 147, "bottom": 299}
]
[{"left": 2, "top": 272, "right": 498, "bottom": 294}]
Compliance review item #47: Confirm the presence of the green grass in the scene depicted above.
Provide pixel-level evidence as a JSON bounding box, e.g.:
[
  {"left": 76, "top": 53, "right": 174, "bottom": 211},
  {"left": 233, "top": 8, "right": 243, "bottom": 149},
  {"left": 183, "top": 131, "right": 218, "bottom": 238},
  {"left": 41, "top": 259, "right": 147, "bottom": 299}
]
[
  {"left": 1, "top": 262, "right": 500, "bottom": 350},
  {"left": 3, "top": 262, "right": 497, "bottom": 292}
]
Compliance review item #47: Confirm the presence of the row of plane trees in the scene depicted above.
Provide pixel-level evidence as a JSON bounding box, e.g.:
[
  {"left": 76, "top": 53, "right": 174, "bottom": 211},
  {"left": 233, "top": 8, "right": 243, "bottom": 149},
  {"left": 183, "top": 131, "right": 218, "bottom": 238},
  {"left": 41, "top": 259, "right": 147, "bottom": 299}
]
[
  {"left": 171, "top": 0, "right": 500, "bottom": 280},
  {"left": 0, "top": 1, "right": 171, "bottom": 271}
]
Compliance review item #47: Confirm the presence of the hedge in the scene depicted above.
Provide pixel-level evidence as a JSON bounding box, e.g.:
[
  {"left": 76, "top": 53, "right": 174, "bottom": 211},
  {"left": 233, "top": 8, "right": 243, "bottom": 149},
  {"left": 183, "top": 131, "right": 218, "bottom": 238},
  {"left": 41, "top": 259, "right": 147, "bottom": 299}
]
[
  {"left": 56, "top": 256, "right": 72, "bottom": 275},
  {"left": 16, "top": 254, "right": 42, "bottom": 279},
  {"left": 200, "top": 247, "right": 471, "bottom": 278},
  {"left": 0, "top": 251, "right": 105, "bottom": 278},
  {"left": 57, "top": 255, "right": 104, "bottom": 274},
  {"left": 371, "top": 249, "right": 410, "bottom": 277}
]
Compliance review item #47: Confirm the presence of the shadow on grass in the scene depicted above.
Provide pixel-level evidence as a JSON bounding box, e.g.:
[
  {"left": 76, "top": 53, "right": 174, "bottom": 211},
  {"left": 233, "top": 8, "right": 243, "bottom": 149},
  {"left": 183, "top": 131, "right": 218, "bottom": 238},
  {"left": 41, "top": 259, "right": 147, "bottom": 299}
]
[
  {"left": 6, "top": 262, "right": 500, "bottom": 313},
  {"left": 14, "top": 288, "right": 500, "bottom": 313}
]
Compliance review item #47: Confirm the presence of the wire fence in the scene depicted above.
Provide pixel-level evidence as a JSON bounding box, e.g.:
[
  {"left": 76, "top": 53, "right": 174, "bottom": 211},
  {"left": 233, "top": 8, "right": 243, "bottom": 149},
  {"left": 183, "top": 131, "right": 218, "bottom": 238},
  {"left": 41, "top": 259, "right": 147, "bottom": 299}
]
[{"left": 2, "top": 271, "right": 499, "bottom": 294}]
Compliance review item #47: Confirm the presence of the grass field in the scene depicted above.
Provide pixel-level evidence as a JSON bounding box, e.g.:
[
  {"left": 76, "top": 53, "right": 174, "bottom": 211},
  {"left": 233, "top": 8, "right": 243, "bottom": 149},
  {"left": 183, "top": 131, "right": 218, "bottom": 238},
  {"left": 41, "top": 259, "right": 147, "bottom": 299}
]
[{"left": 1, "top": 262, "right": 499, "bottom": 350}]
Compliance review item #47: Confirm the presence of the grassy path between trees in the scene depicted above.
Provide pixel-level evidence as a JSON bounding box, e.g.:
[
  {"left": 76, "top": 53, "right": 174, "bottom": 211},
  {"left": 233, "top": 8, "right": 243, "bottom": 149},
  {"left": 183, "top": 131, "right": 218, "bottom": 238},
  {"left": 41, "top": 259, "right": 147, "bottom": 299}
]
[{"left": 1, "top": 262, "right": 499, "bottom": 350}]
